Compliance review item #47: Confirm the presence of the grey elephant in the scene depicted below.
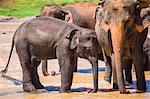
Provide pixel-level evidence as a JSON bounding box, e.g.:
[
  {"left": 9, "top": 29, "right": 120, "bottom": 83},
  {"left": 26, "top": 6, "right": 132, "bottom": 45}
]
[
  {"left": 38, "top": 3, "right": 112, "bottom": 83},
  {"left": 39, "top": 2, "right": 96, "bottom": 29},
  {"left": 1, "top": 16, "right": 100, "bottom": 93},
  {"left": 95, "top": 0, "right": 149, "bottom": 94}
]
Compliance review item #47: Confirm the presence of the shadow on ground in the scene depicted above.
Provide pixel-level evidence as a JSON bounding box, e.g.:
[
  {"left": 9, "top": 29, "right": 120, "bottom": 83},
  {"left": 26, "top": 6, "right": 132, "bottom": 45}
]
[{"left": 77, "top": 67, "right": 105, "bottom": 73}]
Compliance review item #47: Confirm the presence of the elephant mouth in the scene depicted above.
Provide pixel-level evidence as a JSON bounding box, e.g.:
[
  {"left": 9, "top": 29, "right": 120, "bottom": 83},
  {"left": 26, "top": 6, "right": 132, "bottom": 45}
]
[{"left": 76, "top": 47, "right": 95, "bottom": 58}]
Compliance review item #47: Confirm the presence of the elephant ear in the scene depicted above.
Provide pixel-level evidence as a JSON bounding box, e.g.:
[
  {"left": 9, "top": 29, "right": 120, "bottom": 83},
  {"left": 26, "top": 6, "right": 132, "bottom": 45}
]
[
  {"left": 93, "top": 6, "right": 103, "bottom": 20},
  {"left": 64, "top": 10, "right": 73, "bottom": 23},
  {"left": 101, "top": 20, "right": 109, "bottom": 33},
  {"left": 66, "top": 29, "right": 80, "bottom": 49}
]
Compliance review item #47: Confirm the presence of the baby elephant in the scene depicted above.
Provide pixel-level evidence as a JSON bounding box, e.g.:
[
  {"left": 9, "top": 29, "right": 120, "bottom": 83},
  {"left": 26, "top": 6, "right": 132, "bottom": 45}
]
[
  {"left": 38, "top": 2, "right": 97, "bottom": 76},
  {"left": 1, "top": 16, "right": 100, "bottom": 93}
]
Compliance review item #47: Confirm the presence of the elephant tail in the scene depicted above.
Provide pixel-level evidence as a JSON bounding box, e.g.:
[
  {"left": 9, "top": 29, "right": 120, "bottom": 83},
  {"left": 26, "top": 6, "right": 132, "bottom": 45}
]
[{"left": 1, "top": 38, "right": 15, "bottom": 75}]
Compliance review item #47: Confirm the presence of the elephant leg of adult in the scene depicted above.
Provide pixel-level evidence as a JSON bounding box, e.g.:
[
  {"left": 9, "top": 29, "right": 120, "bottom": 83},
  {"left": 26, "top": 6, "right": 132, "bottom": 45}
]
[
  {"left": 88, "top": 56, "right": 98, "bottom": 93},
  {"left": 16, "top": 44, "right": 35, "bottom": 92},
  {"left": 31, "top": 58, "right": 44, "bottom": 89},
  {"left": 42, "top": 60, "right": 49, "bottom": 76},
  {"left": 132, "top": 48, "right": 146, "bottom": 91},
  {"left": 148, "top": 52, "right": 150, "bottom": 70},
  {"left": 57, "top": 48, "right": 74, "bottom": 93},
  {"left": 111, "top": 54, "right": 118, "bottom": 89},
  {"left": 104, "top": 55, "right": 112, "bottom": 83},
  {"left": 124, "top": 59, "right": 133, "bottom": 84}
]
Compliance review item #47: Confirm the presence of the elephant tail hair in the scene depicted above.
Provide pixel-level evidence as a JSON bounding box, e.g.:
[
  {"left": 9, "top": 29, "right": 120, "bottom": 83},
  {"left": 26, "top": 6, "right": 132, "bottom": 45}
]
[{"left": 1, "top": 39, "right": 15, "bottom": 75}]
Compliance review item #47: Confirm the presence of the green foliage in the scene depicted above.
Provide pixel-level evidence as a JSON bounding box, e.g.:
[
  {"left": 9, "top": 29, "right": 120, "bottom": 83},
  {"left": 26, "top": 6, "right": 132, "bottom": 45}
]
[{"left": 0, "top": 0, "right": 99, "bottom": 17}]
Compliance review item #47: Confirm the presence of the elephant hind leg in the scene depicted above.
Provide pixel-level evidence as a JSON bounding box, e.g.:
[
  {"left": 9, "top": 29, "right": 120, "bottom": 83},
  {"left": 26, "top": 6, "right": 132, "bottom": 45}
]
[
  {"left": 132, "top": 48, "right": 146, "bottom": 91},
  {"left": 16, "top": 43, "right": 35, "bottom": 92},
  {"left": 31, "top": 57, "right": 44, "bottom": 89}
]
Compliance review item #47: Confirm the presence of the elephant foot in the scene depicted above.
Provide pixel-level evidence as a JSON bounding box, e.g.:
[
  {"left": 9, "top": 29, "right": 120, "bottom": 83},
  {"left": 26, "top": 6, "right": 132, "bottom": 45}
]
[
  {"left": 103, "top": 79, "right": 111, "bottom": 86},
  {"left": 1, "top": 69, "right": 7, "bottom": 74},
  {"left": 50, "top": 71, "right": 56, "bottom": 76},
  {"left": 104, "top": 77, "right": 111, "bottom": 84},
  {"left": 113, "top": 83, "right": 118, "bottom": 89},
  {"left": 43, "top": 72, "right": 50, "bottom": 76},
  {"left": 125, "top": 81, "right": 130, "bottom": 86},
  {"left": 126, "top": 79, "right": 133, "bottom": 84},
  {"left": 135, "top": 90, "right": 146, "bottom": 93},
  {"left": 23, "top": 83, "right": 35, "bottom": 92},
  {"left": 35, "top": 84, "right": 45, "bottom": 89},
  {"left": 59, "top": 88, "right": 71, "bottom": 93},
  {"left": 88, "top": 89, "right": 98, "bottom": 93},
  {"left": 120, "top": 90, "right": 130, "bottom": 94},
  {"left": 137, "top": 85, "right": 146, "bottom": 92}
]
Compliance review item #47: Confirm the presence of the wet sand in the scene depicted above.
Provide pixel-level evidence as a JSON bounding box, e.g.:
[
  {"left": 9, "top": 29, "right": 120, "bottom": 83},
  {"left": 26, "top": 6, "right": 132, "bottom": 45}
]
[{"left": 0, "top": 17, "right": 150, "bottom": 99}]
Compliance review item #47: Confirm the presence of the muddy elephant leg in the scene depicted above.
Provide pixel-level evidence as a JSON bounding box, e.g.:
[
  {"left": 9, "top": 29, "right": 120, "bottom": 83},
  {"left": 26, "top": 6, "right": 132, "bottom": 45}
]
[
  {"left": 31, "top": 58, "right": 44, "bottom": 89},
  {"left": 124, "top": 59, "right": 133, "bottom": 84},
  {"left": 16, "top": 44, "right": 35, "bottom": 92},
  {"left": 56, "top": 48, "right": 74, "bottom": 93},
  {"left": 132, "top": 48, "right": 146, "bottom": 92},
  {"left": 42, "top": 60, "right": 49, "bottom": 76},
  {"left": 104, "top": 55, "right": 112, "bottom": 83}
]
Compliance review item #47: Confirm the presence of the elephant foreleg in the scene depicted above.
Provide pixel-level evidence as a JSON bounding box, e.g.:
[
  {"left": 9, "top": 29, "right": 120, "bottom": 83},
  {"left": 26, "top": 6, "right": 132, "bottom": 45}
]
[
  {"left": 88, "top": 56, "right": 98, "bottom": 93},
  {"left": 124, "top": 59, "right": 133, "bottom": 84},
  {"left": 57, "top": 47, "right": 74, "bottom": 93},
  {"left": 132, "top": 47, "right": 146, "bottom": 92}
]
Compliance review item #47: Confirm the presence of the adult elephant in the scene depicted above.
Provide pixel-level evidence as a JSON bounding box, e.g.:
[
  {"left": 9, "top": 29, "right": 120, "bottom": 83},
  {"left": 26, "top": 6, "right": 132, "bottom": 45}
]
[
  {"left": 95, "top": 0, "right": 149, "bottom": 93},
  {"left": 39, "top": 2, "right": 96, "bottom": 29},
  {"left": 1, "top": 16, "right": 100, "bottom": 93},
  {"left": 124, "top": 6, "right": 150, "bottom": 84}
]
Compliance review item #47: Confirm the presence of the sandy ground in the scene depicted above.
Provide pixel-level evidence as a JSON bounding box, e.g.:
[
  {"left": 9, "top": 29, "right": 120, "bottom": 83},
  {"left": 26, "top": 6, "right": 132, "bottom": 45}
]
[{"left": 0, "top": 16, "right": 150, "bottom": 99}]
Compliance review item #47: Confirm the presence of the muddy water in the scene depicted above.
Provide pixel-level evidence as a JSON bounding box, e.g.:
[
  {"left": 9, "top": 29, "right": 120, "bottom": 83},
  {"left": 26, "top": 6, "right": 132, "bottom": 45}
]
[{"left": 0, "top": 17, "right": 150, "bottom": 99}]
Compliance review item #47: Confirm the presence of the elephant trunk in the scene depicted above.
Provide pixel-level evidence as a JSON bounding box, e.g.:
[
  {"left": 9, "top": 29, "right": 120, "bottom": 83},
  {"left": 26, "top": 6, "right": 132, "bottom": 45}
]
[{"left": 109, "top": 19, "right": 127, "bottom": 93}]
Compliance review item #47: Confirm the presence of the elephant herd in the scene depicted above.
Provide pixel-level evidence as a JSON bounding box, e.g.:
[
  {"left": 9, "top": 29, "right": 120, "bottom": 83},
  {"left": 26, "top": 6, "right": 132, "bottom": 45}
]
[{"left": 1, "top": 0, "right": 150, "bottom": 94}]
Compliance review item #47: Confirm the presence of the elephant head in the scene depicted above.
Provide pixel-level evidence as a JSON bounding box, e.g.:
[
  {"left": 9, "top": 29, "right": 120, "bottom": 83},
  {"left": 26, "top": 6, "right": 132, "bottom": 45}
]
[
  {"left": 66, "top": 29, "right": 99, "bottom": 58},
  {"left": 95, "top": 0, "right": 149, "bottom": 93},
  {"left": 39, "top": 5, "right": 73, "bottom": 23}
]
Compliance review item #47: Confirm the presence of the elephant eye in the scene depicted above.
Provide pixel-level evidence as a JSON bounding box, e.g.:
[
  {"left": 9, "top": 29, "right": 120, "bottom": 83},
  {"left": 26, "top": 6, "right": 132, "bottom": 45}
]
[{"left": 87, "top": 37, "right": 91, "bottom": 41}]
